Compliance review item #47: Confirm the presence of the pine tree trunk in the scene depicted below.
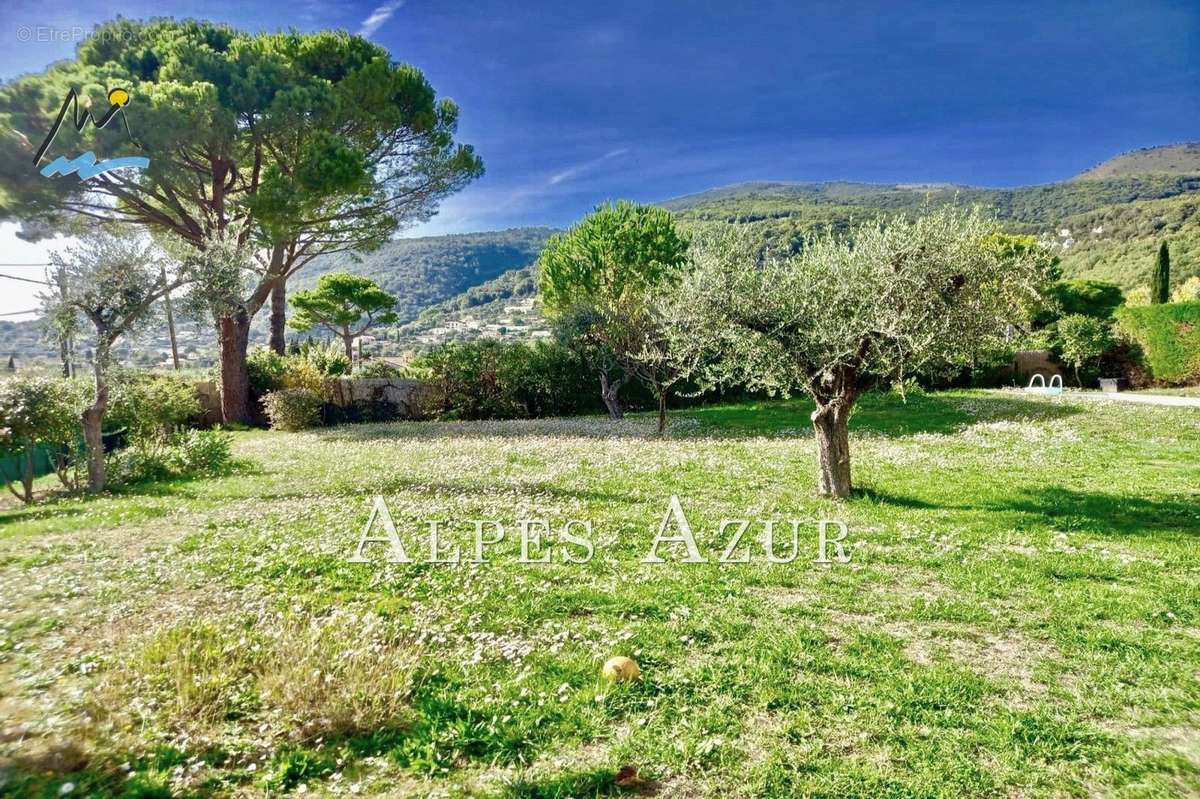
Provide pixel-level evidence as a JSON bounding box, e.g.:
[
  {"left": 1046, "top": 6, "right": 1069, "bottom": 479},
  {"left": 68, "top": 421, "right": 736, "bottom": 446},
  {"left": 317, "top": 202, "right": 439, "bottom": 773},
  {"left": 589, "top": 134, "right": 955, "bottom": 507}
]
[
  {"left": 269, "top": 279, "right": 287, "bottom": 355},
  {"left": 82, "top": 354, "right": 109, "bottom": 493},
  {"left": 599, "top": 373, "right": 624, "bottom": 420},
  {"left": 218, "top": 310, "right": 253, "bottom": 424},
  {"left": 342, "top": 332, "right": 355, "bottom": 360},
  {"left": 812, "top": 401, "right": 853, "bottom": 498}
]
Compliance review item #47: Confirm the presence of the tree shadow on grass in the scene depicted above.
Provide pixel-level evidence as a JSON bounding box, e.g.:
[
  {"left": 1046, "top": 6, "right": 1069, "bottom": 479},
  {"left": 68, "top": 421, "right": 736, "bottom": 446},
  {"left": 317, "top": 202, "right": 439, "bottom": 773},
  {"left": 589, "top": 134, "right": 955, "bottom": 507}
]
[
  {"left": 859, "top": 484, "right": 1200, "bottom": 538},
  {"left": 980, "top": 485, "right": 1200, "bottom": 537},
  {"left": 312, "top": 392, "right": 1086, "bottom": 443}
]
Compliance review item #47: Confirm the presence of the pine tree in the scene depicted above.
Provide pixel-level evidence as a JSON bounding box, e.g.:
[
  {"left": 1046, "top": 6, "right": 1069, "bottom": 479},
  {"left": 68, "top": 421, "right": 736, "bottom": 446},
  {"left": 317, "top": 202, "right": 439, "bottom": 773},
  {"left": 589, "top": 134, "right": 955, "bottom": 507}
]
[{"left": 1151, "top": 241, "right": 1171, "bottom": 304}]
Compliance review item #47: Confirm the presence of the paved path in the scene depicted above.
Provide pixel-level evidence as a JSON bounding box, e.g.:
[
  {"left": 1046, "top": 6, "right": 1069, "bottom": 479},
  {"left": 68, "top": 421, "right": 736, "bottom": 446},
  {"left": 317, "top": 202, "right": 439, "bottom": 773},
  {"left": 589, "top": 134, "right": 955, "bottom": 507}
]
[{"left": 1083, "top": 392, "right": 1200, "bottom": 408}]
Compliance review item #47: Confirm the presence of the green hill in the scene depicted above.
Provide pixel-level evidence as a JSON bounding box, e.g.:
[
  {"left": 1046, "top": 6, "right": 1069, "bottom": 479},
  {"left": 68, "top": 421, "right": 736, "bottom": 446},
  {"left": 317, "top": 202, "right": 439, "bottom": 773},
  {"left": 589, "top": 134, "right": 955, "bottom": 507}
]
[
  {"left": 295, "top": 227, "right": 555, "bottom": 325},
  {"left": 664, "top": 174, "right": 1200, "bottom": 289},
  {"left": 1048, "top": 194, "right": 1200, "bottom": 288},
  {"left": 1075, "top": 143, "right": 1200, "bottom": 180}
]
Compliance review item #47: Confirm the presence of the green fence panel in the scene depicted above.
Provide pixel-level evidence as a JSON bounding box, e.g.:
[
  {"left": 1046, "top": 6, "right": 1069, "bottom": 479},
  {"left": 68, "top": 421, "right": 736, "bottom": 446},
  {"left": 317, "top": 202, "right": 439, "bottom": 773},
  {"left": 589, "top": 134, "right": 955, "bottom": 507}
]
[{"left": 0, "top": 444, "right": 59, "bottom": 483}]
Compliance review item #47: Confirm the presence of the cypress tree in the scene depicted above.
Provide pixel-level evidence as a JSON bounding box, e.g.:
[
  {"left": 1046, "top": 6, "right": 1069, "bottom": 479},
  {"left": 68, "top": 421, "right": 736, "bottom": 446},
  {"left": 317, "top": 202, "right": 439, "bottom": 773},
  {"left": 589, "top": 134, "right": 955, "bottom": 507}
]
[{"left": 1151, "top": 241, "right": 1171, "bottom": 304}]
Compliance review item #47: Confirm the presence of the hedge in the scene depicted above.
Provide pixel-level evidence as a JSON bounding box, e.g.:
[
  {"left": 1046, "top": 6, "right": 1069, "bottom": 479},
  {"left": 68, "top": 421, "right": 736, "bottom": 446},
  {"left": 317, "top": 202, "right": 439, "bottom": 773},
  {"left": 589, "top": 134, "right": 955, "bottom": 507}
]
[{"left": 1115, "top": 301, "right": 1200, "bottom": 383}]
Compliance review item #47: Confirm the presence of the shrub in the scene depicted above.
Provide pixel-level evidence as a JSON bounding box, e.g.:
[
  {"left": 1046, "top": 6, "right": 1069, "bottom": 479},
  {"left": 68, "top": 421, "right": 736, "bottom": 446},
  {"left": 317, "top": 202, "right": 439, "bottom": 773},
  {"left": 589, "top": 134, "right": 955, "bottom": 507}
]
[
  {"left": 293, "top": 341, "right": 351, "bottom": 377},
  {"left": 107, "top": 448, "right": 173, "bottom": 486},
  {"left": 280, "top": 359, "right": 330, "bottom": 399},
  {"left": 248, "top": 345, "right": 349, "bottom": 403},
  {"left": 247, "top": 348, "right": 288, "bottom": 396},
  {"left": 1049, "top": 280, "right": 1124, "bottom": 319},
  {"left": 414, "top": 340, "right": 604, "bottom": 420},
  {"left": 0, "top": 375, "right": 86, "bottom": 501},
  {"left": 106, "top": 371, "right": 202, "bottom": 449},
  {"left": 354, "top": 359, "right": 403, "bottom": 379},
  {"left": 169, "top": 429, "right": 233, "bottom": 476},
  {"left": 262, "top": 388, "right": 324, "bottom": 431},
  {"left": 1116, "top": 301, "right": 1200, "bottom": 383},
  {"left": 106, "top": 429, "right": 234, "bottom": 486},
  {"left": 1124, "top": 286, "right": 1151, "bottom": 307},
  {"left": 417, "top": 341, "right": 519, "bottom": 419},
  {"left": 1056, "top": 314, "right": 1115, "bottom": 386},
  {"left": 1172, "top": 275, "right": 1200, "bottom": 303},
  {"left": 499, "top": 340, "right": 599, "bottom": 417}
]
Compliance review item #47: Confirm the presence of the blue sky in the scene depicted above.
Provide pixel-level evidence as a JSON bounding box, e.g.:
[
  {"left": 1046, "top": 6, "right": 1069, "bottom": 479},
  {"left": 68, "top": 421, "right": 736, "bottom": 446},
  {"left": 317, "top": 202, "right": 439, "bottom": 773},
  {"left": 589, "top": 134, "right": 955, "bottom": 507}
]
[{"left": 0, "top": 0, "right": 1197, "bottom": 310}]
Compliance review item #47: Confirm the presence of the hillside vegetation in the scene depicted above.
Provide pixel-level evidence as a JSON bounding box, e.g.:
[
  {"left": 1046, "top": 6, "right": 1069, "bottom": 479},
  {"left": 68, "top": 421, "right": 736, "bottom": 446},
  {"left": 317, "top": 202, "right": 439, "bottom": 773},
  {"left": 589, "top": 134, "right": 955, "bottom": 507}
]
[
  {"left": 666, "top": 174, "right": 1200, "bottom": 289},
  {"left": 1075, "top": 142, "right": 1200, "bottom": 180},
  {"left": 296, "top": 227, "right": 555, "bottom": 324},
  {"left": 1050, "top": 194, "right": 1200, "bottom": 287}
]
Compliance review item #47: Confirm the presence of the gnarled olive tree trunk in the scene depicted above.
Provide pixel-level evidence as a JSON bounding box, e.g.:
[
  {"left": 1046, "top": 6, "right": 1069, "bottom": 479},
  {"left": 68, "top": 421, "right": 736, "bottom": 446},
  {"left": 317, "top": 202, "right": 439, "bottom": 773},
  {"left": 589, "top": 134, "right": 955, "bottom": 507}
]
[
  {"left": 811, "top": 400, "right": 852, "bottom": 498},
  {"left": 599, "top": 372, "right": 626, "bottom": 420},
  {"left": 81, "top": 345, "right": 110, "bottom": 493}
]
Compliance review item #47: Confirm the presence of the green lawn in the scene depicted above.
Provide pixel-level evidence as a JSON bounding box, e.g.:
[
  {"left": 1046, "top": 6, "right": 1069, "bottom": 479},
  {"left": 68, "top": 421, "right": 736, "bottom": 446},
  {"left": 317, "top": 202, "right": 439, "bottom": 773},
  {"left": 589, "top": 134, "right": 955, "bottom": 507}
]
[{"left": 1, "top": 390, "right": 1198, "bottom": 798}]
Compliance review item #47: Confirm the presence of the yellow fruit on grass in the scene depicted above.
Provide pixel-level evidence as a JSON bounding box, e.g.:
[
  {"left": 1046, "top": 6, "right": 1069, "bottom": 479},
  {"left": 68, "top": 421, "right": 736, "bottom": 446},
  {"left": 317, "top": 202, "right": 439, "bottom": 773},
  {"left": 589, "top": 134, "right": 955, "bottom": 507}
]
[{"left": 602, "top": 656, "right": 640, "bottom": 682}]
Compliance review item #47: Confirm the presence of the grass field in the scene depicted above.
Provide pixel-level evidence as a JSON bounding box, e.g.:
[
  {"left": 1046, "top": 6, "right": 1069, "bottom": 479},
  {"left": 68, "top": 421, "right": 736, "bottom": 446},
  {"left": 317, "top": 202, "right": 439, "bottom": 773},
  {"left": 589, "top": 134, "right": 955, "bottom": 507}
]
[{"left": 1, "top": 390, "right": 1198, "bottom": 798}]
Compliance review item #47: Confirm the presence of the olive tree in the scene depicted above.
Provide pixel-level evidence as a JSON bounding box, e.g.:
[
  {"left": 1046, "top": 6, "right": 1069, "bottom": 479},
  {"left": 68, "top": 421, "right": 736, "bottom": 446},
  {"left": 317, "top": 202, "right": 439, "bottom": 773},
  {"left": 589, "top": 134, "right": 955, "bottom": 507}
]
[
  {"left": 668, "top": 207, "right": 1052, "bottom": 497},
  {"left": 538, "top": 201, "right": 690, "bottom": 420},
  {"left": 43, "top": 231, "right": 182, "bottom": 492}
]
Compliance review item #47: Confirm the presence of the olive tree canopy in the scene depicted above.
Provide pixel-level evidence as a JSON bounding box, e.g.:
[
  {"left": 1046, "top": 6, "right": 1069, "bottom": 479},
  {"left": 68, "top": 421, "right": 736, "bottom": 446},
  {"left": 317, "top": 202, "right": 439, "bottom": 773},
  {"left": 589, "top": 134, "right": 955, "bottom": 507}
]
[{"left": 668, "top": 207, "right": 1054, "bottom": 497}]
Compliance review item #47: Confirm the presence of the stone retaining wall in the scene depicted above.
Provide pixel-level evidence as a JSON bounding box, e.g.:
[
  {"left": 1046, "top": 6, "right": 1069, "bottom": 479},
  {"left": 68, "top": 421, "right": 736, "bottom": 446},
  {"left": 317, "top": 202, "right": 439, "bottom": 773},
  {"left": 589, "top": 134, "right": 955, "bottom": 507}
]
[
  {"left": 326, "top": 378, "right": 434, "bottom": 418},
  {"left": 193, "top": 378, "right": 434, "bottom": 424}
]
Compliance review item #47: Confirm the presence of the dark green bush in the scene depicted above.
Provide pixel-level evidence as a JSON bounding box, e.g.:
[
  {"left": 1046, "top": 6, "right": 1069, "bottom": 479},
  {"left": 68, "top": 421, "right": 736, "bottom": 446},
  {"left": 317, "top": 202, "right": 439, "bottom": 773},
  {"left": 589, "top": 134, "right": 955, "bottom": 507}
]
[
  {"left": 247, "top": 348, "right": 289, "bottom": 397},
  {"left": 414, "top": 340, "right": 605, "bottom": 420},
  {"left": 1051, "top": 280, "right": 1125, "bottom": 319},
  {"left": 262, "top": 388, "right": 324, "bottom": 431},
  {"left": 169, "top": 429, "right": 234, "bottom": 476},
  {"left": 1116, "top": 301, "right": 1200, "bottom": 383},
  {"left": 322, "top": 399, "right": 401, "bottom": 425},
  {"left": 1034, "top": 280, "right": 1124, "bottom": 326},
  {"left": 106, "top": 371, "right": 203, "bottom": 442}
]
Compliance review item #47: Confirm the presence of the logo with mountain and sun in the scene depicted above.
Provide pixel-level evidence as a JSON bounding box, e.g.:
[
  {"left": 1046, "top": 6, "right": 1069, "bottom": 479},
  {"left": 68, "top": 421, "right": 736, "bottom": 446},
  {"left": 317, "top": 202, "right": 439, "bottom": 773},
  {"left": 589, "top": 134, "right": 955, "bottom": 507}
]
[{"left": 32, "top": 87, "right": 150, "bottom": 181}]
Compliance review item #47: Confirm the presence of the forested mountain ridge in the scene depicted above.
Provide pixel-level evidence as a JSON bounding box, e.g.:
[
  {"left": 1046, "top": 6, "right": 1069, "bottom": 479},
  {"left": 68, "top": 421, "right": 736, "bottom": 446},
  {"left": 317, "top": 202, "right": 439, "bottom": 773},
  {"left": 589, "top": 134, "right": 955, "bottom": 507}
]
[
  {"left": 294, "top": 227, "right": 556, "bottom": 324},
  {"left": 663, "top": 171, "right": 1200, "bottom": 289},
  {"left": 416, "top": 167, "right": 1200, "bottom": 326}
]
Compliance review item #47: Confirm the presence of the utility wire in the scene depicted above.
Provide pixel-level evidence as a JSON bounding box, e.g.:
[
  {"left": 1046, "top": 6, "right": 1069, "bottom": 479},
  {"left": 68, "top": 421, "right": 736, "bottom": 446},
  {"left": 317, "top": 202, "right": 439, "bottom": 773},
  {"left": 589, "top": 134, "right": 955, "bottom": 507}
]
[{"left": 0, "top": 273, "right": 52, "bottom": 286}]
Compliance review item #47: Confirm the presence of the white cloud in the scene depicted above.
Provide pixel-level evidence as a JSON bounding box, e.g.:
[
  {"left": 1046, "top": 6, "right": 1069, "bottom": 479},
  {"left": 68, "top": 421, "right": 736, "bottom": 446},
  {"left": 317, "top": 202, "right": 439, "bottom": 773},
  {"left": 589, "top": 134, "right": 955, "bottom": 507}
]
[
  {"left": 547, "top": 147, "right": 630, "bottom": 186},
  {"left": 359, "top": 0, "right": 406, "bottom": 38}
]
